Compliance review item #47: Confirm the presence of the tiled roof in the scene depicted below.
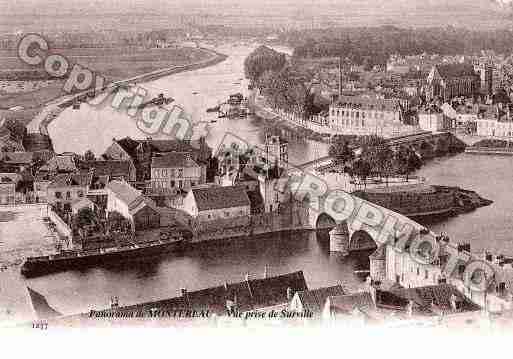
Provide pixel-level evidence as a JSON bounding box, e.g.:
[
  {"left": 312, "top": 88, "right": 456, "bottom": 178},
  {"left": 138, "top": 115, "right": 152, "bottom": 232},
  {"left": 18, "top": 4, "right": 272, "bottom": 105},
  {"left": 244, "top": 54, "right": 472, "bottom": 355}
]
[
  {"left": 435, "top": 63, "right": 477, "bottom": 79},
  {"left": 389, "top": 284, "right": 481, "bottom": 314},
  {"left": 71, "top": 197, "right": 94, "bottom": 210},
  {"left": 115, "top": 137, "right": 202, "bottom": 159},
  {"left": 296, "top": 285, "right": 346, "bottom": 313},
  {"left": 72, "top": 271, "right": 308, "bottom": 317},
  {"left": 2, "top": 151, "right": 34, "bottom": 165},
  {"left": 334, "top": 95, "right": 401, "bottom": 112},
  {"left": 327, "top": 292, "right": 375, "bottom": 314},
  {"left": 48, "top": 172, "right": 92, "bottom": 188},
  {"left": 82, "top": 160, "right": 131, "bottom": 178},
  {"left": 106, "top": 180, "right": 142, "bottom": 206},
  {"left": 192, "top": 185, "right": 251, "bottom": 212},
  {"left": 40, "top": 155, "right": 77, "bottom": 172},
  {"left": 151, "top": 152, "right": 199, "bottom": 168}
]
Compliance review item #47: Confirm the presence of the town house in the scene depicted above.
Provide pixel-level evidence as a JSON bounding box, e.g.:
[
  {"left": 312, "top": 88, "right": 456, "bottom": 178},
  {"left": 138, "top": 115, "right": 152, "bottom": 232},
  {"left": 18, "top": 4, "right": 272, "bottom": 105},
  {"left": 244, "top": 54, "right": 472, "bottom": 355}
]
[
  {"left": 150, "top": 152, "right": 204, "bottom": 194},
  {"left": 46, "top": 171, "right": 93, "bottom": 211},
  {"left": 106, "top": 180, "right": 160, "bottom": 231},
  {"left": 183, "top": 185, "right": 251, "bottom": 222}
]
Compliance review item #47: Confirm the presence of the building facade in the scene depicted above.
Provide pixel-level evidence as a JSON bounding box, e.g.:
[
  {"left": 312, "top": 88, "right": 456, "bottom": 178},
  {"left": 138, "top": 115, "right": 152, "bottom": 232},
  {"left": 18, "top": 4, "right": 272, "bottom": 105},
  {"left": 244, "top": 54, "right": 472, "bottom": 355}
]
[
  {"left": 47, "top": 172, "right": 92, "bottom": 211},
  {"left": 106, "top": 180, "right": 160, "bottom": 231},
  {"left": 183, "top": 185, "right": 251, "bottom": 222},
  {"left": 328, "top": 95, "right": 416, "bottom": 138},
  {"left": 425, "top": 64, "right": 480, "bottom": 102},
  {"left": 150, "top": 152, "right": 204, "bottom": 194}
]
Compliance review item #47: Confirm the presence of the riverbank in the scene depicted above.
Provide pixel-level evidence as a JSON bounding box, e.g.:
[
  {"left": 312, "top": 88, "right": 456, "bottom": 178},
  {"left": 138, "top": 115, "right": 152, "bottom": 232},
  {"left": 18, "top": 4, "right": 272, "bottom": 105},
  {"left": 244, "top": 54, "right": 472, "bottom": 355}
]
[
  {"left": 353, "top": 183, "right": 492, "bottom": 220},
  {"left": 465, "top": 138, "right": 513, "bottom": 155},
  {"left": 24, "top": 47, "right": 228, "bottom": 136}
]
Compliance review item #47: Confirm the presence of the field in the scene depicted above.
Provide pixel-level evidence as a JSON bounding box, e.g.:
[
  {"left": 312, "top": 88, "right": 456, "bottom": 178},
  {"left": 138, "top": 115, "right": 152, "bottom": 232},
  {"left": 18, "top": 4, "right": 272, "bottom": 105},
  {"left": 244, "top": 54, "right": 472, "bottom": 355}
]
[{"left": 0, "top": 46, "right": 216, "bottom": 123}]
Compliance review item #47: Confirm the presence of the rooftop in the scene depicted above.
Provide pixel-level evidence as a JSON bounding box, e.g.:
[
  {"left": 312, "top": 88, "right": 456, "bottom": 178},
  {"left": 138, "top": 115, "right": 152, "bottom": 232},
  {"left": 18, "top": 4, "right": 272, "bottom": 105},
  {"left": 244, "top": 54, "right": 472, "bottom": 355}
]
[
  {"left": 65, "top": 271, "right": 308, "bottom": 319},
  {"left": 295, "top": 285, "right": 346, "bottom": 313},
  {"left": 333, "top": 95, "right": 401, "bottom": 112},
  {"left": 192, "top": 185, "right": 251, "bottom": 212},
  {"left": 1, "top": 151, "right": 34, "bottom": 165},
  {"left": 151, "top": 152, "right": 199, "bottom": 168},
  {"left": 106, "top": 180, "right": 142, "bottom": 206},
  {"left": 82, "top": 160, "right": 132, "bottom": 178},
  {"left": 327, "top": 292, "right": 375, "bottom": 314},
  {"left": 40, "top": 155, "right": 77, "bottom": 173},
  {"left": 434, "top": 63, "right": 477, "bottom": 79},
  {"left": 48, "top": 172, "right": 92, "bottom": 189}
]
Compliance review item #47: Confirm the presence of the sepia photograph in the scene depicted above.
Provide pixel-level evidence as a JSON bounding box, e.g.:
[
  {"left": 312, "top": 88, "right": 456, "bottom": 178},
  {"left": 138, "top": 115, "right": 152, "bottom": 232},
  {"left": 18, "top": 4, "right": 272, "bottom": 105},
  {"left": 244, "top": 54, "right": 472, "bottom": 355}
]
[{"left": 1, "top": 0, "right": 513, "bottom": 351}]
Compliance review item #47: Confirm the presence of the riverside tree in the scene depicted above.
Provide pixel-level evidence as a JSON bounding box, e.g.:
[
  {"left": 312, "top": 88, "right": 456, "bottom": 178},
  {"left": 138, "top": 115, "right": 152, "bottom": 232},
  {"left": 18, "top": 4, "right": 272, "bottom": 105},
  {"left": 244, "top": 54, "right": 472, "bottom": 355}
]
[
  {"left": 328, "top": 137, "right": 354, "bottom": 169},
  {"left": 244, "top": 45, "right": 286, "bottom": 85}
]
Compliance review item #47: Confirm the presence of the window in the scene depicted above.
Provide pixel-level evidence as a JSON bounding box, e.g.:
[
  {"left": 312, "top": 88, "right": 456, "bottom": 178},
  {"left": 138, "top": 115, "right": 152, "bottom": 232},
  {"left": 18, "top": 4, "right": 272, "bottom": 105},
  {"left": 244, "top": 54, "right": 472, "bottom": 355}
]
[
  {"left": 77, "top": 190, "right": 84, "bottom": 197},
  {"left": 170, "top": 180, "right": 175, "bottom": 188},
  {"left": 55, "top": 191, "right": 62, "bottom": 199},
  {"left": 66, "top": 191, "right": 71, "bottom": 199},
  {"left": 424, "top": 269, "right": 428, "bottom": 280},
  {"left": 416, "top": 267, "right": 420, "bottom": 276},
  {"left": 178, "top": 169, "right": 183, "bottom": 178},
  {"left": 178, "top": 180, "right": 183, "bottom": 188},
  {"left": 224, "top": 211, "right": 230, "bottom": 218}
]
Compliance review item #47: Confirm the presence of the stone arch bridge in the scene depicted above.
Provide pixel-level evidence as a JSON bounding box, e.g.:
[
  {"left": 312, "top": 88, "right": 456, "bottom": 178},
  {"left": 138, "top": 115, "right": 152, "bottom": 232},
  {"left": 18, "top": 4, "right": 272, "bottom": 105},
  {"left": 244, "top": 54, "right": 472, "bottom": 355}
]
[{"left": 306, "top": 191, "right": 430, "bottom": 256}]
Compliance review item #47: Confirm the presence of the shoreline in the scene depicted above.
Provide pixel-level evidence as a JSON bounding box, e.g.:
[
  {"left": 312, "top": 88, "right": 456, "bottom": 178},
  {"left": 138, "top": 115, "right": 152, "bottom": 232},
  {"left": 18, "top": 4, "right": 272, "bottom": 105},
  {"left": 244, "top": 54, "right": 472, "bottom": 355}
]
[{"left": 27, "top": 46, "right": 229, "bottom": 137}]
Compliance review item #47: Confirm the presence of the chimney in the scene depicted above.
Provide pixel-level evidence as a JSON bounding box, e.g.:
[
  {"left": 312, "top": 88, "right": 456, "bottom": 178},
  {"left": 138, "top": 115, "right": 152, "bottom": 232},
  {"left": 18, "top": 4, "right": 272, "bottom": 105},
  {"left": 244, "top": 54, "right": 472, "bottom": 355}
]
[
  {"left": 450, "top": 294, "right": 457, "bottom": 311},
  {"left": 110, "top": 296, "right": 119, "bottom": 309},
  {"left": 286, "top": 287, "right": 293, "bottom": 301},
  {"left": 181, "top": 288, "right": 189, "bottom": 305},
  {"left": 406, "top": 300, "right": 414, "bottom": 317}
]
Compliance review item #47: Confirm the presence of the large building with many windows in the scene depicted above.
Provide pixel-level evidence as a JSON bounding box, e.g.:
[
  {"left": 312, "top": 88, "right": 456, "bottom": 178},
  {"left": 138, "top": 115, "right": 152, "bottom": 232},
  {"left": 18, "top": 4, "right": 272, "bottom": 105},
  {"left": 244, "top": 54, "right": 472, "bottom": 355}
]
[{"left": 328, "top": 95, "right": 417, "bottom": 138}]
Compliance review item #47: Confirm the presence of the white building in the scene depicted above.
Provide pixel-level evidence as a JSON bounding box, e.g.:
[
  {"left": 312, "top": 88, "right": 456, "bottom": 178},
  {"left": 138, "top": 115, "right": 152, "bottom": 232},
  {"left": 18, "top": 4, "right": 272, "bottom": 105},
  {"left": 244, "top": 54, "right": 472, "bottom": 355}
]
[
  {"left": 106, "top": 180, "right": 160, "bottom": 231},
  {"left": 328, "top": 95, "right": 417, "bottom": 138},
  {"left": 476, "top": 118, "right": 513, "bottom": 139},
  {"left": 418, "top": 109, "right": 452, "bottom": 132},
  {"left": 183, "top": 185, "right": 251, "bottom": 222}
]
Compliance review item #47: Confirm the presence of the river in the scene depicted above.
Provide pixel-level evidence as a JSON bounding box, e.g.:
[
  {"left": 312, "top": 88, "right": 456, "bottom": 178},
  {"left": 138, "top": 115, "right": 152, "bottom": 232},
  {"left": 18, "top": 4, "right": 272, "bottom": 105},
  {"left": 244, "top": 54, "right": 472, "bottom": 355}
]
[{"left": 1, "top": 43, "right": 512, "bottom": 324}]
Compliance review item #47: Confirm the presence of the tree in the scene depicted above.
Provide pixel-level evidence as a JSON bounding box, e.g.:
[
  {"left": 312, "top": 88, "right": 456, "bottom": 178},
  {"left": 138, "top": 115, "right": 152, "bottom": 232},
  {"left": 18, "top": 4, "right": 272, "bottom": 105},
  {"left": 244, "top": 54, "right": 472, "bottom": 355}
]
[
  {"left": 353, "top": 158, "right": 372, "bottom": 189},
  {"left": 244, "top": 45, "right": 286, "bottom": 85},
  {"left": 395, "top": 146, "right": 422, "bottom": 181},
  {"left": 84, "top": 150, "right": 95, "bottom": 162},
  {"left": 359, "top": 135, "right": 387, "bottom": 178},
  {"left": 328, "top": 137, "right": 354, "bottom": 169},
  {"left": 376, "top": 146, "right": 395, "bottom": 185},
  {"left": 107, "top": 211, "right": 132, "bottom": 234},
  {"left": 73, "top": 207, "right": 96, "bottom": 229}
]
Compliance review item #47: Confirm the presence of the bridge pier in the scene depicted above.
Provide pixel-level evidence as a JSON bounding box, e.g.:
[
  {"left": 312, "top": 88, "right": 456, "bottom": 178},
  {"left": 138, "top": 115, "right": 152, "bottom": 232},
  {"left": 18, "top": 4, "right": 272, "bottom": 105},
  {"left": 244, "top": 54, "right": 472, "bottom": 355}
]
[{"left": 329, "top": 222, "right": 349, "bottom": 256}]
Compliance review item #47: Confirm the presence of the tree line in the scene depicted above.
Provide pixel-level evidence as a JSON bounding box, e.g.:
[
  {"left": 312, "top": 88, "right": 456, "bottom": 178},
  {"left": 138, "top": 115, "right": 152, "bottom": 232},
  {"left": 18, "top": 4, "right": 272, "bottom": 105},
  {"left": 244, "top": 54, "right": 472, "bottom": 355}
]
[
  {"left": 244, "top": 45, "right": 321, "bottom": 120},
  {"left": 328, "top": 135, "right": 422, "bottom": 187},
  {"left": 281, "top": 26, "right": 513, "bottom": 68}
]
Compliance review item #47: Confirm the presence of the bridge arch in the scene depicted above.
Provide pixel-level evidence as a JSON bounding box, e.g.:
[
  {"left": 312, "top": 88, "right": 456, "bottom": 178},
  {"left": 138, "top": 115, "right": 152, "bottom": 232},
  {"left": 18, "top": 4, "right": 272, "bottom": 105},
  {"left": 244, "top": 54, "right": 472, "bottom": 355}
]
[
  {"left": 349, "top": 230, "right": 378, "bottom": 252},
  {"left": 315, "top": 212, "right": 337, "bottom": 230}
]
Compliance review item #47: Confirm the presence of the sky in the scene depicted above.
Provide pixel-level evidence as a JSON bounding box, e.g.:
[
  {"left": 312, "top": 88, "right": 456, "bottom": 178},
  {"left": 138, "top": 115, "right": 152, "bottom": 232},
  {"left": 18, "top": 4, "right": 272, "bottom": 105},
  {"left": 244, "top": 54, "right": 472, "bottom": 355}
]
[
  {"left": 0, "top": 0, "right": 512, "bottom": 30},
  {"left": 0, "top": 0, "right": 506, "bottom": 16}
]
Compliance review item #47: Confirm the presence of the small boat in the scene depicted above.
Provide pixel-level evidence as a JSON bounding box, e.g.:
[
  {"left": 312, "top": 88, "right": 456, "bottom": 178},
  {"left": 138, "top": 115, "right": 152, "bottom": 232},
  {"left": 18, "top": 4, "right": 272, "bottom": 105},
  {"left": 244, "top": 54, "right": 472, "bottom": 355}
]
[
  {"left": 192, "top": 91, "right": 199, "bottom": 95},
  {"left": 210, "top": 120, "right": 217, "bottom": 123},
  {"left": 206, "top": 105, "right": 220, "bottom": 113}
]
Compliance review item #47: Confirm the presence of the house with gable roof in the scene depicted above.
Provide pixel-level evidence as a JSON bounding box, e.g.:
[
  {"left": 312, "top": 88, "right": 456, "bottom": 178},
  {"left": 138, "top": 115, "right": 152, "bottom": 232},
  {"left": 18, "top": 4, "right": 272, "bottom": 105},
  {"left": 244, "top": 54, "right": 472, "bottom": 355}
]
[{"left": 106, "top": 180, "right": 160, "bottom": 231}]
